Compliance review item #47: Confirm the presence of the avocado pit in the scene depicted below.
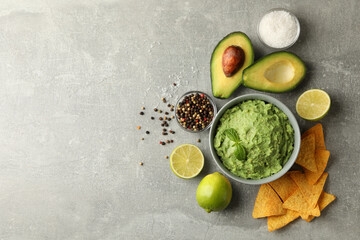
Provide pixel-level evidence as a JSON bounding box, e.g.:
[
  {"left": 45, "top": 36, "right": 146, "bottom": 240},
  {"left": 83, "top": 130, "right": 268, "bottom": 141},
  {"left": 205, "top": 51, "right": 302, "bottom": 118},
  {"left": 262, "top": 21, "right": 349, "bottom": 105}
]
[{"left": 222, "top": 46, "right": 245, "bottom": 77}]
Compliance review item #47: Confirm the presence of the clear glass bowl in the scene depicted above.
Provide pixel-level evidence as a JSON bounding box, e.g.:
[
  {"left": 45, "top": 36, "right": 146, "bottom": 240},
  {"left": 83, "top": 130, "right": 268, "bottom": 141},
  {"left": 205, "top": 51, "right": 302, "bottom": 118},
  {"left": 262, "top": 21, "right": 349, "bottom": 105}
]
[
  {"left": 257, "top": 8, "right": 301, "bottom": 50},
  {"left": 175, "top": 91, "right": 217, "bottom": 133}
]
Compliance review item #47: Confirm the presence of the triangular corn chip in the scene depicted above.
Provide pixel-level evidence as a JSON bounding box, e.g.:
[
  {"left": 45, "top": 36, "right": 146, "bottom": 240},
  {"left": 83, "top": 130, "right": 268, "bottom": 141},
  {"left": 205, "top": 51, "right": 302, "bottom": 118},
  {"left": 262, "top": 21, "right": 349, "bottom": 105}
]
[
  {"left": 302, "top": 123, "right": 326, "bottom": 150},
  {"left": 267, "top": 210, "right": 300, "bottom": 232},
  {"left": 305, "top": 192, "right": 336, "bottom": 222},
  {"left": 304, "top": 149, "right": 330, "bottom": 184},
  {"left": 252, "top": 184, "right": 286, "bottom": 218},
  {"left": 283, "top": 189, "right": 320, "bottom": 219},
  {"left": 296, "top": 133, "right": 317, "bottom": 172},
  {"left": 269, "top": 172, "right": 298, "bottom": 202},
  {"left": 290, "top": 172, "right": 328, "bottom": 208}
]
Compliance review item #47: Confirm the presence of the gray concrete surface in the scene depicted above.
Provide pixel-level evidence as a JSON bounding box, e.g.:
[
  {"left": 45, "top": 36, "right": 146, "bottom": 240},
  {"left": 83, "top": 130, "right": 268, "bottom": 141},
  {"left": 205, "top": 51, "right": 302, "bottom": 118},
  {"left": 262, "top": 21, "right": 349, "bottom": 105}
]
[{"left": 0, "top": 0, "right": 359, "bottom": 239}]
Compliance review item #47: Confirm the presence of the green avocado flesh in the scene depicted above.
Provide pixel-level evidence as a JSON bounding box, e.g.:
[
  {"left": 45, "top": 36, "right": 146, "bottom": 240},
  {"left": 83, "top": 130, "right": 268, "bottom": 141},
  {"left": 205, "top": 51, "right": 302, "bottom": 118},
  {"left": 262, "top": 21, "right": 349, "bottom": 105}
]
[
  {"left": 214, "top": 100, "right": 294, "bottom": 179},
  {"left": 242, "top": 51, "right": 306, "bottom": 93},
  {"left": 211, "top": 32, "right": 254, "bottom": 99}
]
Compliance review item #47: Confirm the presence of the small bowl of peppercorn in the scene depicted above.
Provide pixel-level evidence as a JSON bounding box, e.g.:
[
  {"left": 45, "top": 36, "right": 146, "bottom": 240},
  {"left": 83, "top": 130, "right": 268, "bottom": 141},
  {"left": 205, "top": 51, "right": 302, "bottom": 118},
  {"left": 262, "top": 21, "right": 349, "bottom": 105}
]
[{"left": 175, "top": 91, "right": 217, "bottom": 133}]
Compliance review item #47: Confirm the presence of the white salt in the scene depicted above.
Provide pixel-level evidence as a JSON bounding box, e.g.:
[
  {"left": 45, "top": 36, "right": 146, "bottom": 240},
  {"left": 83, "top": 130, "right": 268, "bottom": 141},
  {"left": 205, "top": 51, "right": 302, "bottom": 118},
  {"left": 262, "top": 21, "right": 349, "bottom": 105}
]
[{"left": 259, "top": 10, "right": 299, "bottom": 48}]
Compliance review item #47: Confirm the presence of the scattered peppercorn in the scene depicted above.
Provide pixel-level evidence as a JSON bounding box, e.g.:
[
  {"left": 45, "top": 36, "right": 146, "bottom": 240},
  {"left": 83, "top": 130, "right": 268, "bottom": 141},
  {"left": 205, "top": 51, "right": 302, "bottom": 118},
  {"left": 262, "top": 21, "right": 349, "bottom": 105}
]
[
  {"left": 173, "top": 83, "right": 177, "bottom": 86},
  {"left": 139, "top": 162, "right": 143, "bottom": 166},
  {"left": 165, "top": 156, "right": 169, "bottom": 159},
  {"left": 137, "top": 126, "right": 141, "bottom": 130},
  {"left": 176, "top": 92, "right": 214, "bottom": 131},
  {"left": 140, "top": 97, "right": 178, "bottom": 149},
  {"left": 197, "top": 139, "right": 201, "bottom": 143}
]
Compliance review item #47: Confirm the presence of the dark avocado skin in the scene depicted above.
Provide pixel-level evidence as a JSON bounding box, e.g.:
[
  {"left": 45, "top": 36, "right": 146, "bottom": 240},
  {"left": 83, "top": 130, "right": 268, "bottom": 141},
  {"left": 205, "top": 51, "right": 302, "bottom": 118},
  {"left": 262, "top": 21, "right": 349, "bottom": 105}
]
[
  {"left": 242, "top": 51, "right": 306, "bottom": 93},
  {"left": 210, "top": 32, "right": 254, "bottom": 99}
]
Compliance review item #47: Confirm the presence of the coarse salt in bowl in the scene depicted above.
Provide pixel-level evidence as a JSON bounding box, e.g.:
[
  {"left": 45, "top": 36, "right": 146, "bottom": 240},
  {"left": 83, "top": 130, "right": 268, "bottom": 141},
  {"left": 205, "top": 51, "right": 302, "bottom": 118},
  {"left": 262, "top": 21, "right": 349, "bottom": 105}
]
[{"left": 257, "top": 8, "right": 300, "bottom": 50}]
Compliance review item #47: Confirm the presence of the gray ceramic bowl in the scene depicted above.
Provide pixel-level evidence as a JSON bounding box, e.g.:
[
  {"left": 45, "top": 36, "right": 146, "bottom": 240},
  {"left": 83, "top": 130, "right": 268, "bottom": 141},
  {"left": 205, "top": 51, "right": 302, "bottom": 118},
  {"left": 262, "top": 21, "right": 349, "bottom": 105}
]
[{"left": 209, "top": 94, "right": 301, "bottom": 185}]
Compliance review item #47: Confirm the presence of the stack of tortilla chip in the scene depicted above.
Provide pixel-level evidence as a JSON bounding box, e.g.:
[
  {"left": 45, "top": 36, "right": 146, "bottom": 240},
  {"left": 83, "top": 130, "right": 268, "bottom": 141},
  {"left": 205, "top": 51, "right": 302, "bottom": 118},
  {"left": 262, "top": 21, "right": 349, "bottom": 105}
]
[{"left": 252, "top": 124, "right": 336, "bottom": 232}]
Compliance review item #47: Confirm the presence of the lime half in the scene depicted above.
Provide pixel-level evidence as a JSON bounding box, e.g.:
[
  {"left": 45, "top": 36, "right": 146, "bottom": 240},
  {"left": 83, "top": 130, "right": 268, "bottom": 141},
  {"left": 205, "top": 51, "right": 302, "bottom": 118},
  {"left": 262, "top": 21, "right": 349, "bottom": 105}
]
[
  {"left": 296, "top": 89, "right": 331, "bottom": 121},
  {"left": 170, "top": 144, "right": 204, "bottom": 179}
]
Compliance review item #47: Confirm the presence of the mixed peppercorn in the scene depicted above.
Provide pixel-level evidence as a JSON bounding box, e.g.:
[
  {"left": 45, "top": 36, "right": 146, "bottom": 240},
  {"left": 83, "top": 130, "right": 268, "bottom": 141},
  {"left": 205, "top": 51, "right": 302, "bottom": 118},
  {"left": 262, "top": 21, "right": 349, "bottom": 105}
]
[
  {"left": 176, "top": 93, "right": 214, "bottom": 131},
  {"left": 137, "top": 97, "right": 177, "bottom": 146}
]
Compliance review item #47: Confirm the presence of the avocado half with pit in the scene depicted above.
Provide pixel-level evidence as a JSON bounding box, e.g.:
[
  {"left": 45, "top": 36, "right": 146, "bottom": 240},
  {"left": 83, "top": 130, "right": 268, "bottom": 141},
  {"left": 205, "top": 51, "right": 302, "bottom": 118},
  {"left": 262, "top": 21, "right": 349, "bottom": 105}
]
[
  {"left": 211, "top": 32, "right": 254, "bottom": 99},
  {"left": 243, "top": 51, "right": 306, "bottom": 93}
]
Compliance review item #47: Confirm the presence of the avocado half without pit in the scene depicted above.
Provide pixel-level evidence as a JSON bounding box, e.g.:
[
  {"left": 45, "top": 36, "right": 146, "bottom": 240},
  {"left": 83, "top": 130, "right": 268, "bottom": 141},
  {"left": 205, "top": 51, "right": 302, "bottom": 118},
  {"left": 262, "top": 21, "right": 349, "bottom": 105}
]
[
  {"left": 211, "top": 32, "right": 254, "bottom": 99},
  {"left": 242, "top": 52, "right": 306, "bottom": 93}
]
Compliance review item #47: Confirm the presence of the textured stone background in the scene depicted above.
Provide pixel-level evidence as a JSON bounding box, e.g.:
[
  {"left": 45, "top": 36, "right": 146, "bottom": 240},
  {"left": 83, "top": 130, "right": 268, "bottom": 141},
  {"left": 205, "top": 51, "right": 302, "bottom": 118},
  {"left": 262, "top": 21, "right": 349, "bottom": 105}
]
[{"left": 0, "top": 0, "right": 359, "bottom": 239}]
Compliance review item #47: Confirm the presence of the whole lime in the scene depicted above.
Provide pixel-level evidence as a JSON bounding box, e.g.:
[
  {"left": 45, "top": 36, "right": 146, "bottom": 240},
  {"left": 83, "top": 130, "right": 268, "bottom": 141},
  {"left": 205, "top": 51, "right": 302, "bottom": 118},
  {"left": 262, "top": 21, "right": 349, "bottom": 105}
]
[{"left": 196, "top": 172, "right": 232, "bottom": 213}]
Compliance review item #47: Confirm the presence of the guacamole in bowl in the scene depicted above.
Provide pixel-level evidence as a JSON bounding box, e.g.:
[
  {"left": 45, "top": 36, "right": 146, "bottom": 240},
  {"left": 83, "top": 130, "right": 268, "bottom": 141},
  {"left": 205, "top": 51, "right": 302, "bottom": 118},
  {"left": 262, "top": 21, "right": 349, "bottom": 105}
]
[{"left": 209, "top": 94, "right": 300, "bottom": 185}]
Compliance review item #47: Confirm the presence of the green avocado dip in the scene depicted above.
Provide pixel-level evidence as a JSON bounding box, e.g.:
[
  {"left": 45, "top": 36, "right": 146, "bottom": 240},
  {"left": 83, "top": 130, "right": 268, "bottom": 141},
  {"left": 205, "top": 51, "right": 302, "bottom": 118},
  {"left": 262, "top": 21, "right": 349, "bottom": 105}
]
[{"left": 214, "top": 100, "right": 294, "bottom": 179}]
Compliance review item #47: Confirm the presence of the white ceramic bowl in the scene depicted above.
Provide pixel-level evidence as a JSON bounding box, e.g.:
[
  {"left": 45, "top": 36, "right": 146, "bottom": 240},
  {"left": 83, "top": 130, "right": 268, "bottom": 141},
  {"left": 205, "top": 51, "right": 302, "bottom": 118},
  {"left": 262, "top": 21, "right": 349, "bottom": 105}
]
[{"left": 209, "top": 94, "right": 301, "bottom": 185}]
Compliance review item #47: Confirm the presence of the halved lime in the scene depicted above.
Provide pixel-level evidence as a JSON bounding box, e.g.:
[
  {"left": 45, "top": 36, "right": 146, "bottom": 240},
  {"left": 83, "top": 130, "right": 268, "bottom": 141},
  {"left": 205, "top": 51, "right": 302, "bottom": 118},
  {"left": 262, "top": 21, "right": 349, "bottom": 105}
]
[
  {"left": 170, "top": 144, "right": 204, "bottom": 179},
  {"left": 296, "top": 89, "right": 331, "bottom": 121}
]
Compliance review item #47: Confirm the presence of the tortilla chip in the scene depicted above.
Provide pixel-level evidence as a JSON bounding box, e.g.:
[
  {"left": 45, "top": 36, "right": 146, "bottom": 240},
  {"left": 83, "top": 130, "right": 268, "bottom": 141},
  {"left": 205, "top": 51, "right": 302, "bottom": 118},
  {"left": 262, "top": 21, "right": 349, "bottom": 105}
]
[
  {"left": 252, "top": 184, "right": 286, "bottom": 218},
  {"left": 304, "top": 150, "right": 330, "bottom": 184},
  {"left": 290, "top": 172, "right": 328, "bottom": 208},
  {"left": 300, "top": 208, "right": 319, "bottom": 220},
  {"left": 305, "top": 192, "right": 336, "bottom": 222},
  {"left": 282, "top": 189, "right": 320, "bottom": 219},
  {"left": 267, "top": 210, "right": 300, "bottom": 232},
  {"left": 269, "top": 172, "right": 298, "bottom": 202},
  {"left": 302, "top": 123, "right": 326, "bottom": 150},
  {"left": 300, "top": 213, "right": 310, "bottom": 220},
  {"left": 296, "top": 133, "right": 317, "bottom": 172}
]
